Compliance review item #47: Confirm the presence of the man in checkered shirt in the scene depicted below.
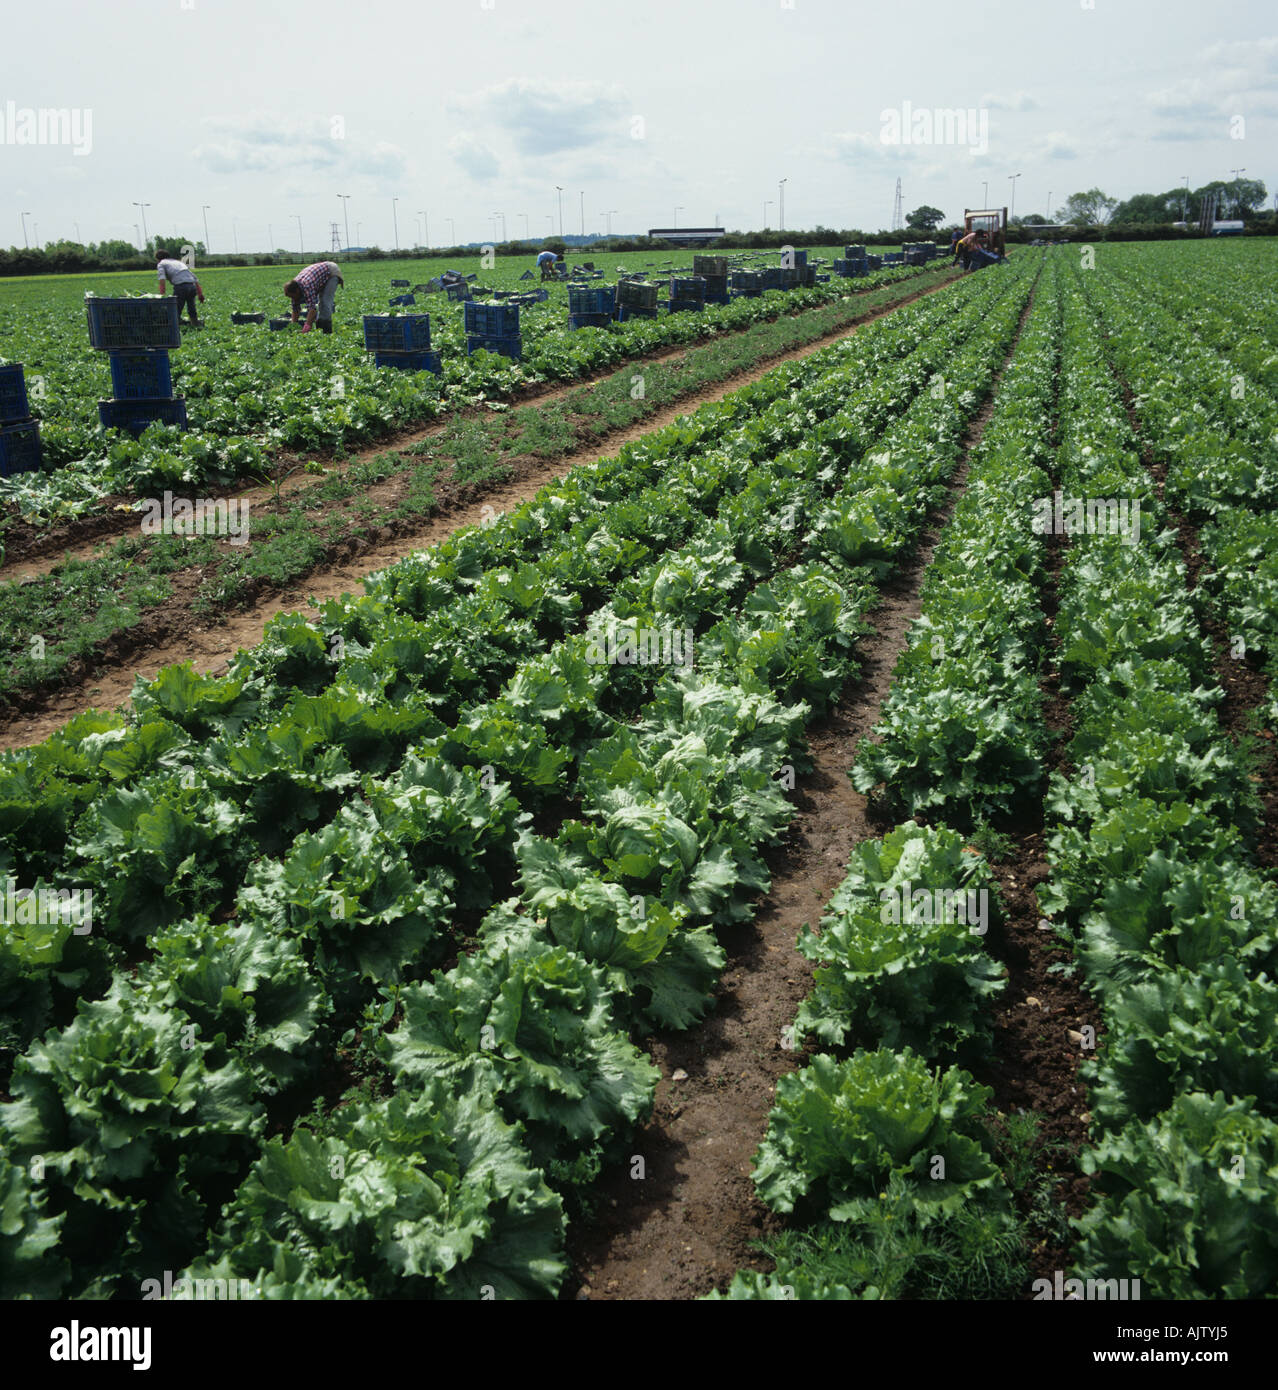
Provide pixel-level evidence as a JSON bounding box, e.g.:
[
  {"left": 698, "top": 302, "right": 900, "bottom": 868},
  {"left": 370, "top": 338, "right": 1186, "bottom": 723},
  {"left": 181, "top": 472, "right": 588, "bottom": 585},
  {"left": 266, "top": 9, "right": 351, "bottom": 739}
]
[{"left": 283, "top": 261, "right": 344, "bottom": 334}]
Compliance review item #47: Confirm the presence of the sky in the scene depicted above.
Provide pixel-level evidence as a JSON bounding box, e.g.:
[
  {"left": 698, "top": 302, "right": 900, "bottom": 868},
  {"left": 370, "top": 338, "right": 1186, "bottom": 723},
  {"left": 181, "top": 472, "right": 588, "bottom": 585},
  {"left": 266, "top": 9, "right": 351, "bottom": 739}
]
[{"left": 1, "top": 0, "right": 1275, "bottom": 252}]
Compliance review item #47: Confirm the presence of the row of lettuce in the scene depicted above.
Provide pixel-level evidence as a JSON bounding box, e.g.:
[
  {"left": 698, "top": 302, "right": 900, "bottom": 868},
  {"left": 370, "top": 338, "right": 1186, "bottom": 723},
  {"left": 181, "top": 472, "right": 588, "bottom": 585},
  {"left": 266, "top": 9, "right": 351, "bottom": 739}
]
[
  {"left": 2, "top": 259, "right": 940, "bottom": 518},
  {"left": 716, "top": 250, "right": 1278, "bottom": 1299},
  {"left": 711, "top": 251, "right": 1060, "bottom": 1300},
  {"left": 1061, "top": 260, "right": 1278, "bottom": 1297},
  {"left": 0, "top": 260, "right": 1029, "bottom": 1298}
]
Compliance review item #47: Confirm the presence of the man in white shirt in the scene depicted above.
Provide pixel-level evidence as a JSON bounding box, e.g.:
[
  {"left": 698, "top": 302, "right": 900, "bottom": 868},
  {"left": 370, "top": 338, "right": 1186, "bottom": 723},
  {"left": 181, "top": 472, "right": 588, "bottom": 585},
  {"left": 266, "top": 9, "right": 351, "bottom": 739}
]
[{"left": 156, "top": 251, "right": 204, "bottom": 325}]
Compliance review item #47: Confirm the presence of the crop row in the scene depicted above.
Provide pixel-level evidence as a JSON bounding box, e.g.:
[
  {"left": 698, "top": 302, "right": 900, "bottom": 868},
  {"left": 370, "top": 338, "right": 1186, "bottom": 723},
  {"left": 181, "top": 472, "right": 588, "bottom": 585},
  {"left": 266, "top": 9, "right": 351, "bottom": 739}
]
[
  {"left": 708, "top": 256, "right": 1060, "bottom": 1300},
  {"left": 2, "top": 260, "right": 939, "bottom": 517},
  {"left": 0, "top": 262, "right": 1031, "bottom": 1297},
  {"left": 1043, "top": 268, "right": 1278, "bottom": 1297}
]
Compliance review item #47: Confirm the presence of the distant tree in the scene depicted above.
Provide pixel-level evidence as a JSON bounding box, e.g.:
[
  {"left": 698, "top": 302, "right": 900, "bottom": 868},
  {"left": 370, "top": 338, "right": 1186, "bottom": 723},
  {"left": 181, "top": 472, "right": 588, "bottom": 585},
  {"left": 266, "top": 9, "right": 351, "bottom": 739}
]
[
  {"left": 1010, "top": 213, "right": 1048, "bottom": 226},
  {"left": 1059, "top": 189, "right": 1119, "bottom": 225},
  {"left": 1111, "top": 191, "right": 1181, "bottom": 224},
  {"left": 905, "top": 205, "right": 945, "bottom": 231}
]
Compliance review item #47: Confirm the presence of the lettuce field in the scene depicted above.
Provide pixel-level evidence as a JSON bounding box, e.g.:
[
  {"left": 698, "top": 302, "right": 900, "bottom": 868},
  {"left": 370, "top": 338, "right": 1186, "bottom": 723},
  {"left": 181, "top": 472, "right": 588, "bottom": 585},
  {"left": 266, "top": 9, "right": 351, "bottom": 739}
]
[{"left": 2, "top": 237, "right": 1277, "bottom": 1303}]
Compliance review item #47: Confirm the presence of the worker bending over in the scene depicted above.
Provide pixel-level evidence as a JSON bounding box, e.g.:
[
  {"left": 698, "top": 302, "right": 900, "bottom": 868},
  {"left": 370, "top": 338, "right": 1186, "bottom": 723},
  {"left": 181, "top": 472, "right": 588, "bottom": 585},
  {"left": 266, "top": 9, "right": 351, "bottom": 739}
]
[{"left": 284, "top": 261, "right": 344, "bottom": 333}]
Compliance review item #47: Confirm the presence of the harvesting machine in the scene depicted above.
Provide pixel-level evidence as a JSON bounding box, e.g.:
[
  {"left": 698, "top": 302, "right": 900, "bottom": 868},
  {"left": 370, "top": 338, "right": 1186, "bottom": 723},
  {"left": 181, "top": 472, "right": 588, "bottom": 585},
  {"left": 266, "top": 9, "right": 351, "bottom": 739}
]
[{"left": 963, "top": 207, "right": 1009, "bottom": 258}]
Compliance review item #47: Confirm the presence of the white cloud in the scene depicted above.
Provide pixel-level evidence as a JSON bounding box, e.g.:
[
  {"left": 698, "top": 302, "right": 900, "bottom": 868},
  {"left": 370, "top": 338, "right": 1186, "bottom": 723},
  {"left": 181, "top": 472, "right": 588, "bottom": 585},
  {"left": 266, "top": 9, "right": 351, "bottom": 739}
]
[
  {"left": 448, "top": 132, "right": 501, "bottom": 181},
  {"left": 191, "top": 112, "right": 406, "bottom": 182},
  {"left": 979, "top": 90, "right": 1038, "bottom": 111},
  {"left": 447, "top": 79, "right": 629, "bottom": 157}
]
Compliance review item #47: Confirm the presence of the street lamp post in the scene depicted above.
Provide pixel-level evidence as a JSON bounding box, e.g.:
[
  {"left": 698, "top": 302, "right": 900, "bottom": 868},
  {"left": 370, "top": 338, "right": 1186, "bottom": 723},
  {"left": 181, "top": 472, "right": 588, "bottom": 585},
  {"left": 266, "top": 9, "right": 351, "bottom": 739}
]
[
  {"left": 337, "top": 194, "right": 351, "bottom": 256},
  {"left": 982, "top": 181, "right": 988, "bottom": 207},
  {"left": 779, "top": 178, "right": 787, "bottom": 231},
  {"left": 202, "top": 204, "right": 211, "bottom": 254},
  {"left": 293, "top": 214, "right": 303, "bottom": 255},
  {"left": 555, "top": 186, "right": 564, "bottom": 238},
  {"left": 604, "top": 209, "right": 618, "bottom": 235},
  {"left": 133, "top": 202, "right": 151, "bottom": 250},
  {"left": 392, "top": 197, "right": 399, "bottom": 251},
  {"left": 1181, "top": 175, "right": 1190, "bottom": 221},
  {"left": 232, "top": 217, "right": 239, "bottom": 253},
  {"left": 1046, "top": 191, "right": 1052, "bottom": 221},
  {"left": 134, "top": 223, "right": 142, "bottom": 250},
  {"left": 20, "top": 212, "right": 30, "bottom": 249},
  {"left": 1009, "top": 173, "right": 1021, "bottom": 221}
]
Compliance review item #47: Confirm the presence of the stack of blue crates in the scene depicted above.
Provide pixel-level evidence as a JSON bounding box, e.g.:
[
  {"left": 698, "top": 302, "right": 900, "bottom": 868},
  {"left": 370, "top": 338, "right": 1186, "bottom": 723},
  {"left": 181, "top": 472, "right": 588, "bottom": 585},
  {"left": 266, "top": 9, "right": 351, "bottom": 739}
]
[
  {"left": 0, "top": 364, "right": 41, "bottom": 477},
  {"left": 568, "top": 284, "right": 615, "bottom": 329},
  {"left": 668, "top": 276, "right": 706, "bottom": 313},
  {"left": 389, "top": 292, "right": 417, "bottom": 307},
  {"left": 87, "top": 297, "right": 187, "bottom": 435},
  {"left": 615, "top": 280, "right": 659, "bottom": 320},
  {"left": 363, "top": 314, "right": 440, "bottom": 375},
  {"left": 729, "top": 270, "right": 763, "bottom": 298},
  {"left": 464, "top": 301, "right": 521, "bottom": 360}
]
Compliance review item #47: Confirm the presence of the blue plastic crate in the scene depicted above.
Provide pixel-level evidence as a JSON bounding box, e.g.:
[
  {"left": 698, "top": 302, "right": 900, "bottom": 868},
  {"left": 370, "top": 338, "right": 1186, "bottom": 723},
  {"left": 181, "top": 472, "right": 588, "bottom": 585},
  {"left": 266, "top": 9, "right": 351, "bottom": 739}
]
[
  {"left": 464, "top": 301, "right": 520, "bottom": 336},
  {"left": 86, "top": 296, "right": 181, "bottom": 350},
  {"left": 866, "top": 254, "right": 883, "bottom": 269},
  {"left": 614, "top": 304, "right": 657, "bottom": 322},
  {"left": 390, "top": 279, "right": 411, "bottom": 288},
  {"left": 445, "top": 283, "right": 473, "bottom": 302},
  {"left": 465, "top": 334, "right": 521, "bottom": 361},
  {"left": 231, "top": 312, "right": 266, "bottom": 325},
  {"left": 363, "top": 314, "right": 432, "bottom": 352},
  {"left": 269, "top": 318, "right": 294, "bottom": 331},
  {"left": 704, "top": 289, "right": 731, "bottom": 305},
  {"left": 98, "top": 397, "right": 188, "bottom": 435},
  {"left": 107, "top": 350, "right": 173, "bottom": 401},
  {"left": 883, "top": 252, "right": 904, "bottom": 265},
  {"left": 568, "top": 312, "right": 612, "bottom": 331},
  {"left": 0, "top": 419, "right": 41, "bottom": 476},
  {"left": 0, "top": 365, "right": 29, "bottom": 424},
  {"left": 374, "top": 350, "right": 442, "bottom": 374},
  {"left": 667, "top": 299, "right": 704, "bottom": 314},
  {"left": 670, "top": 277, "right": 706, "bottom": 300},
  {"left": 389, "top": 293, "right": 417, "bottom": 307},
  {"left": 568, "top": 285, "right": 616, "bottom": 315}
]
